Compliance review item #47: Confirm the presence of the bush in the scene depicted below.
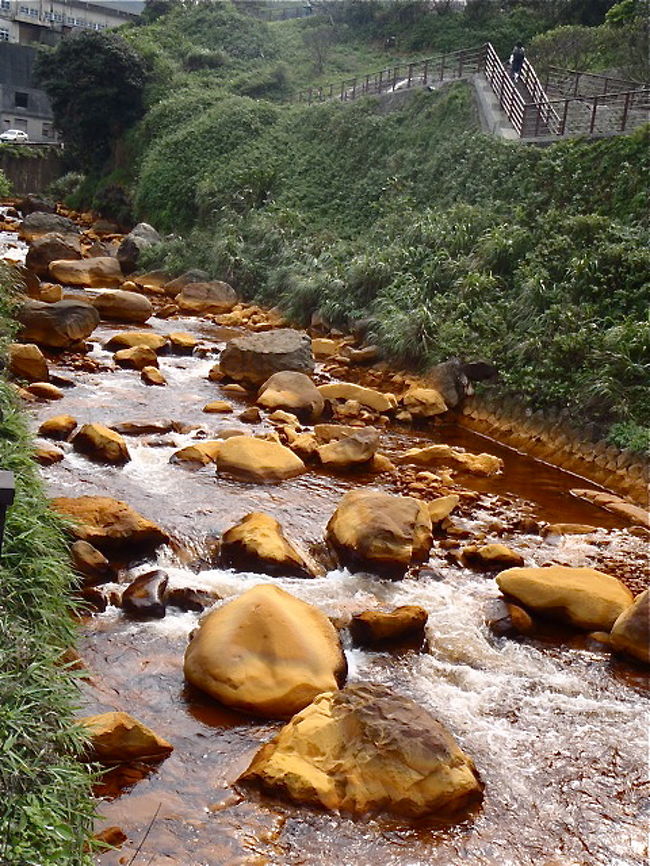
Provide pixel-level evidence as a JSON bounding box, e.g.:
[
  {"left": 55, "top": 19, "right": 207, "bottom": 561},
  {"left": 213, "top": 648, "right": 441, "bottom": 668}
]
[{"left": 45, "top": 171, "right": 85, "bottom": 202}]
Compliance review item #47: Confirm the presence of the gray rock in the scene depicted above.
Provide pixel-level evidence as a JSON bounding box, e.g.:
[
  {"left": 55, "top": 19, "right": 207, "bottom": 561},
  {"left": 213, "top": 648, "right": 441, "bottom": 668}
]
[
  {"left": 175, "top": 281, "right": 237, "bottom": 314},
  {"left": 162, "top": 269, "right": 209, "bottom": 298},
  {"left": 427, "top": 358, "right": 472, "bottom": 408},
  {"left": 220, "top": 329, "right": 314, "bottom": 387},
  {"left": 17, "top": 299, "right": 100, "bottom": 348},
  {"left": 19, "top": 212, "right": 79, "bottom": 243},
  {"left": 25, "top": 232, "right": 81, "bottom": 278},
  {"left": 117, "top": 222, "right": 161, "bottom": 274}
]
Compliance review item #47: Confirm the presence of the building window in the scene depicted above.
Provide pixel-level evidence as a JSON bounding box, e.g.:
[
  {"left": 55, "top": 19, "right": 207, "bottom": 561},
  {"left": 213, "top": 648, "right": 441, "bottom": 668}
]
[
  {"left": 42, "top": 122, "right": 53, "bottom": 139},
  {"left": 19, "top": 6, "right": 30, "bottom": 14},
  {"left": 0, "top": 28, "right": 8, "bottom": 41},
  {"left": 0, "top": 0, "right": 10, "bottom": 10},
  {"left": 14, "top": 92, "right": 28, "bottom": 109}
]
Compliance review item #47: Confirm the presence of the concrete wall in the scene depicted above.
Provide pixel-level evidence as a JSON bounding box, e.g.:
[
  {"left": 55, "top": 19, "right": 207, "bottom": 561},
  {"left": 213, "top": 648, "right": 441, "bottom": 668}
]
[{"left": 0, "top": 146, "right": 64, "bottom": 193}]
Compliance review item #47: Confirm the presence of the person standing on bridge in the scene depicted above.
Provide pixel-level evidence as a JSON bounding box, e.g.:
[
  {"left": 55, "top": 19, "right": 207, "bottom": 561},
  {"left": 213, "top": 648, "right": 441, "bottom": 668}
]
[{"left": 509, "top": 42, "right": 525, "bottom": 82}]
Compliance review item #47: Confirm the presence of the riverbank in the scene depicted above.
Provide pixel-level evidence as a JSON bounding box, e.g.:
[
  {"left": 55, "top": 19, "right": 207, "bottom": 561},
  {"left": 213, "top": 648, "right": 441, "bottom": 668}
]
[
  {"left": 2, "top": 201, "right": 648, "bottom": 866},
  {"left": 0, "top": 265, "right": 94, "bottom": 865}
]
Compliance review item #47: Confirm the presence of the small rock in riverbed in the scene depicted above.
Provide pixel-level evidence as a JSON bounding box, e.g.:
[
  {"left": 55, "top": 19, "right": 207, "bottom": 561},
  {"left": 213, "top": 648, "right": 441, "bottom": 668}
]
[
  {"left": 79, "top": 711, "right": 173, "bottom": 763},
  {"left": 462, "top": 543, "right": 524, "bottom": 569},
  {"left": 485, "top": 598, "right": 534, "bottom": 637},
  {"left": 25, "top": 381, "right": 64, "bottom": 401},
  {"left": 38, "top": 414, "right": 77, "bottom": 440},
  {"left": 114, "top": 345, "right": 159, "bottom": 370},
  {"left": 121, "top": 569, "right": 168, "bottom": 618},
  {"left": 350, "top": 606, "right": 428, "bottom": 646},
  {"left": 72, "top": 423, "right": 131, "bottom": 465},
  {"left": 141, "top": 366, "right": 166, "bottom": 386},
  {"left": 220, "top": 512, "right": 317, "bottom": 579},
  {"left": 33, "top": 441, "right": 64, "bottom": 466},
  {"left": 71, "top": 539, "right": 114, "bottom": 585}
]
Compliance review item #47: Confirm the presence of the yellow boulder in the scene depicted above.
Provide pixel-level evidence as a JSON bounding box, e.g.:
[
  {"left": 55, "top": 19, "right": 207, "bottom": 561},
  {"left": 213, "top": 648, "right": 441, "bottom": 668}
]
[
  {"left": 79, "top": 711, "right": 173, "bottom": 763},
  {"left": 609, "top": 590, "right": 649, "bottom": 665},
  {"left": 402, "top": 387, "right": 447, "bottom": 418},
  {"left": 401, "top": 444, "right": 503, "bottom": 476},
  {"left": 318, "top": 382, "right": 397, "bottom": 413},
  {"left": 216, "top": 436, "right": 306, "bottom": 483},
  {"left": 183, "top": 584, "right": 347, "bottom": 718},
  {"left": 497, "top": 565, "right": 634, "bottom": 631},
  {"left": 220, "top": 512, "right": 316, "bottom": 578},
  {"left": 326, "top": 489, "right": 432, "bottom": 576},
  {"left": 240, "top": 683, "right": 483, "bottom": 818},
  {"left": 72, "top": 423, "right": 130, "bottom": 465}
]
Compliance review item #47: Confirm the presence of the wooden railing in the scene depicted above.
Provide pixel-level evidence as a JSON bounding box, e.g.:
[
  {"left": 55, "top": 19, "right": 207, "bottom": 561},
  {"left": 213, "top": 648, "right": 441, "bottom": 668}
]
[
  {"left": 523, "top": 87, "right": 650, "bottom": 137},
  {"left": 545, "top": 66, "right": 644, "bottom": 98},
  {"left": 297, "top": 45, "right": 486, "bottom": 104},
  {"left": 296, "top": 43, "right": 648, "bottom": 139}
]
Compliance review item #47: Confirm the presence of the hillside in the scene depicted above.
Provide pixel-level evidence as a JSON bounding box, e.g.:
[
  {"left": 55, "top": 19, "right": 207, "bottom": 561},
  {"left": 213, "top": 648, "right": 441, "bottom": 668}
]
[{"left": 54, "top": 0, "right": 649, "bottom": 452}]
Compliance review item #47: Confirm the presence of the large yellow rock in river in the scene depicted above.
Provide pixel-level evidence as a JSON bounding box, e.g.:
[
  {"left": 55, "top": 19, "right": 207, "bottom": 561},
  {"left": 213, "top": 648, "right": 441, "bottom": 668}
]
[
  {"left": 51, "top": 495, "right": 168, "bottom": 552},
  {"left": 49, "top": 256, "right": 123, "bottom": 288},
  {"left": 239, "top": 682, "right": 483, "bottom": 819},
  {"left": 326, "top": 489, "right": 432, "bottom": 576},
  {"left": 72, "top": 423, "right": 130, "bottom": 465},
  {"left": 221, "top": 512, "right": 316, "bottom": 578},
  {"left": 216, "top": 435, "right": 305, "bottom": 483},
  {"left": 79, "top": 711, "right": 173, "bottom": 763},
  {"left": 401, "top": 443, "right": 503, "bottom": 476},
  {"left": 609, "top": 590, "right": 649, "bottom": 665},
  {"left": 496, "top": 565, "right": 633, "bottom": 631},
  {"left": 184, "top": 584, "right": 347, "bottom": 718},
  {"left": 318, "top": 382, "right": 397, "bottom": 413}
]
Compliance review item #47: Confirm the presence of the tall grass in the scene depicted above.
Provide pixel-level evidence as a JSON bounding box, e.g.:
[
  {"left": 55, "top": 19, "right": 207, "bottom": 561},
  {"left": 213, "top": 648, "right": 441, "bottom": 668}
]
[{"left": 0, "top": 265, "right": 94, "bottom": 865}]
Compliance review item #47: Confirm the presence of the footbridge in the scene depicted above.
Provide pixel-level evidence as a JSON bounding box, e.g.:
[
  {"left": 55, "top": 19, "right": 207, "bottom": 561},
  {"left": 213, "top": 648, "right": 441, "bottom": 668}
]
[{"left": 296, "top": 43, "right": 649, "bottom": 141}]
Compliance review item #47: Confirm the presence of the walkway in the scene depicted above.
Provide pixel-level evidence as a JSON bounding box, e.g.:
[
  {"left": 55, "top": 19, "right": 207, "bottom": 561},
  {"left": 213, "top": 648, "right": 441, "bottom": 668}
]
[{"left": 296, "top": 43, "right": 649, "bottom": 141}]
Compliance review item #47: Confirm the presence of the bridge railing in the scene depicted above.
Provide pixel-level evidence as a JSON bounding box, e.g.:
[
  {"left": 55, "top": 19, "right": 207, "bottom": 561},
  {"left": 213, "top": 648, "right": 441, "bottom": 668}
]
[
  {"left": 545, "top": 66, "right": 644, "bottom": 98},
  {"left": 296, "top": 44, "right": 486, "bottom": 104},
  {"left": 523, "top": 87, "right": 650, "bottom": 137}
]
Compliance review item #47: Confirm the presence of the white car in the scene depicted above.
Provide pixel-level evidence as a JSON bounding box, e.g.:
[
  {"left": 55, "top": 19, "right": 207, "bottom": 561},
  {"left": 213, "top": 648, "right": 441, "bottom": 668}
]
[{"left": 0, "top": 129, "right": 29, "bottom": 143}]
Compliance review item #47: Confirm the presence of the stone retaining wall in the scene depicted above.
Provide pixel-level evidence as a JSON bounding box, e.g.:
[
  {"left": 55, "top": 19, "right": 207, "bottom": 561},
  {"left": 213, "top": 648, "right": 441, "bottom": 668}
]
[
  {"left": 456, "top": 394, "right": 648, "bottom": 507},
  {"left": 0, "top": 147, "right": 65, "bottom": 195}
]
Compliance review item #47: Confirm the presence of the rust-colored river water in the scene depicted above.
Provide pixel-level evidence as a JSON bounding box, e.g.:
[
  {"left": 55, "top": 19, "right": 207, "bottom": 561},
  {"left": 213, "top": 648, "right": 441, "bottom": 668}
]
[{"left": 8, "top": 224, "right": 647, "bottom": 866}]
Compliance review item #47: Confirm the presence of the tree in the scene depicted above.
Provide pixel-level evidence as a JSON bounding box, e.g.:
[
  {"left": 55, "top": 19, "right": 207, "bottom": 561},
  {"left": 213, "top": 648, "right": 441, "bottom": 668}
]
[
  {"left": 302, "top": 25, "right": 336, "bottom": 73},
  {"left": 35, "top": 31, "right": 148, "bottom": 170}
]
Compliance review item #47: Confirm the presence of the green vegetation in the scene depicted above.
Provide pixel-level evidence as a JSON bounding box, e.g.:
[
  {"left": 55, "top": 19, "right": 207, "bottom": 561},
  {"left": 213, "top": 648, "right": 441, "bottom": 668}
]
[
  {"left": 35, "top": 30, "right": 149, "bottom": 169},
  {"left": 0, "top": 265, "right": 94, "bottom": 864},
  {"left": 50, "top": 0, "right": 649, "bottom": 450},
  {"left": 0, "top": 169, "right": 10, "bottom": 197}
]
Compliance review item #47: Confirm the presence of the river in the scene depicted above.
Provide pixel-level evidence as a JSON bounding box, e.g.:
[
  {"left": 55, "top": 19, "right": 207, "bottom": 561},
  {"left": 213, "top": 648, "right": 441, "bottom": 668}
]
[{"left": 3, "top": 214, "right": 648, "bottom": 866}]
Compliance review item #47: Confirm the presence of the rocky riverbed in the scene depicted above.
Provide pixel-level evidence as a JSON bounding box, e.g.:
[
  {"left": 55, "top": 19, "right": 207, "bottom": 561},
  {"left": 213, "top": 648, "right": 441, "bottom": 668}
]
[{"left": 2, "top": 202, "right": 648, "bottom": 866}]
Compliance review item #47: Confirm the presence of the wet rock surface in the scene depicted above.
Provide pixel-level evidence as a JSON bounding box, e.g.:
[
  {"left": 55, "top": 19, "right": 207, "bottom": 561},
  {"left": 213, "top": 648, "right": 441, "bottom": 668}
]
[
  {"left": 327, "top": 489, "right": 432, "bottom": 576},
  {"left": 240, "top": 682, "right": 483, "bottom": 818},
  {"left": 220, "top": 328, "right": 315, "bottom": 386},
  {"left": 184, "top": 584, "right": 347, "bottom": 717},
  {"left": 18, "top": 299, "right": 100, "bottom": 348}
]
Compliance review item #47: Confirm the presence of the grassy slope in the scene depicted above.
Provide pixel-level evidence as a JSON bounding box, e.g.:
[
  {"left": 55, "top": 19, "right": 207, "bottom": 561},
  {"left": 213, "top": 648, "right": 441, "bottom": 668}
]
[
  {"left": 97, "top": 3, "right": 650, "bottom": 451},
  {"left": 0, "top": 266, "right": 94, "bottom": 865}
]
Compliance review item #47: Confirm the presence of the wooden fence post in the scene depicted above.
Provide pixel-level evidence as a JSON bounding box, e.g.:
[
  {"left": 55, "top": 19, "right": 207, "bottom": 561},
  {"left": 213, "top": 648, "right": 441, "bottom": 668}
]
[
  {"left": 589, "top": 95, "right": 598, "bottom": 134},
  {"left": 620, "top": 91, "right": 631, "bottom": 132}
]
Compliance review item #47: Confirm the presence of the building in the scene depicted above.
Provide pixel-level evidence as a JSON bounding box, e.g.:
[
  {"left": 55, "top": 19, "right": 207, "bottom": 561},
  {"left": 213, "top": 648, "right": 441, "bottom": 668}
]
[
  {"left": 0, "top": 1, "right": 140, "bottom": 44},
  {"left": 0, "top": 1, "right": 141, "bottom": 142}
]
